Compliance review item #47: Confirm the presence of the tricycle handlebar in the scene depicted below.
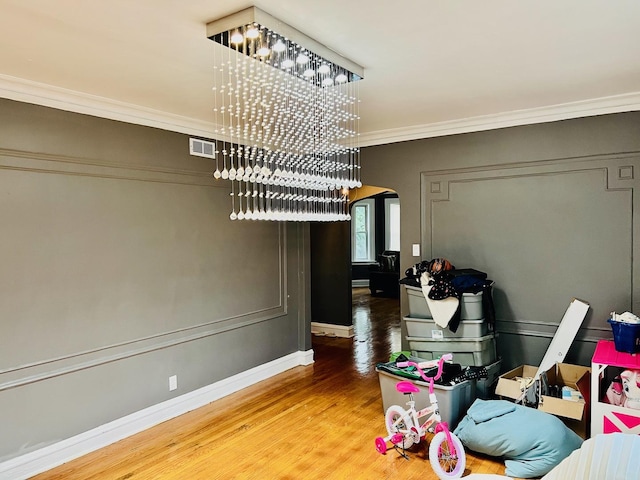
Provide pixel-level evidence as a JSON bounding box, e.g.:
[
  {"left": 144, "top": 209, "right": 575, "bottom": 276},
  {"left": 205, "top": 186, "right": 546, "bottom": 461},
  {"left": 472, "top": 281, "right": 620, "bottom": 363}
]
[{"left": 396, "top": 353, "right": 452, "bottom": 383}]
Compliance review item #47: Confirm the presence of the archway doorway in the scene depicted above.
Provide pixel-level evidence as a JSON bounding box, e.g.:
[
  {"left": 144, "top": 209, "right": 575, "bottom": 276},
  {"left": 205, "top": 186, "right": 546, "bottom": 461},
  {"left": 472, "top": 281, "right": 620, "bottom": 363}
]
[
  {"left": 350, "top": 187, "right": 400, "bottom": 298},
  {"left": 309, "top": 185, "right": 400, "bottom": 338}
]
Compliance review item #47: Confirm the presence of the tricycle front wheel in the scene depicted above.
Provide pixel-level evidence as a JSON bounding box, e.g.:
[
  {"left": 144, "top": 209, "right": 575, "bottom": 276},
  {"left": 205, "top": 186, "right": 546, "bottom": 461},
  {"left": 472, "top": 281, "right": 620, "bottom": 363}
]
[{"left": 429, "top": 431, "right": 465, "bottom": 478}]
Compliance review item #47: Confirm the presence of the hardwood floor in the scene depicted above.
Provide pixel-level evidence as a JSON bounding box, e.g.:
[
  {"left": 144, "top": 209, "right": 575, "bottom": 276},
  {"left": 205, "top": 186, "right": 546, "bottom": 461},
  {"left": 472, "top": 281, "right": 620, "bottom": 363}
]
[{"left": 31, "top": 288, "right": 508, "bottom": 479}]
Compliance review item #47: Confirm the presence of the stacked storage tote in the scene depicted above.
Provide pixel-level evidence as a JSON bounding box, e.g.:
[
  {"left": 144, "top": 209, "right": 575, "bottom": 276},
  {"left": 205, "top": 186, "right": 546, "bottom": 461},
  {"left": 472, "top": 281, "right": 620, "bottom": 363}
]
[{"left": 403, "top": 284, "right": 501, "bottom": 399}]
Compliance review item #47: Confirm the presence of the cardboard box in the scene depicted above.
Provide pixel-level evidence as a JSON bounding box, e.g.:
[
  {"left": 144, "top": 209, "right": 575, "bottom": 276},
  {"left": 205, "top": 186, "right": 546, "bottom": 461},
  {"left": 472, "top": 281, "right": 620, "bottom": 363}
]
[
  {"left": 538, "top": 363, "right": 590, "bottom": 438},
  {"left": 495, "top": 363, "right": 591, "bottom": 438},
  {"left": 495, "top": 365, "right": 539, "bottom": 402},
  {"left": 494, "top": 299, "right": 592, "bottom": 437}
]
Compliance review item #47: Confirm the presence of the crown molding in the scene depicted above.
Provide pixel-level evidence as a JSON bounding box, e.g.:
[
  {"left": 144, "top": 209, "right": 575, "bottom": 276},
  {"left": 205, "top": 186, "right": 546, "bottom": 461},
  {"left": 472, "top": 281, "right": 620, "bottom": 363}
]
[
  {"left": 358, "top": 92, "right": 640, "bottom": 147},
  {"left": 0, "top": 74, "right": 220, "bottom": 140},
  {"left": 2, "top": 74, "right": 639, "bottom": 148}
]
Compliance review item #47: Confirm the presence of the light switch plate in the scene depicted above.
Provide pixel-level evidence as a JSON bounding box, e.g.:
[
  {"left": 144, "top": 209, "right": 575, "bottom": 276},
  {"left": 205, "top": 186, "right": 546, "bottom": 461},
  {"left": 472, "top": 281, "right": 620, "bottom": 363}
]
[{"left": 412, "top": 244, "right": 420, "bottom": 257}]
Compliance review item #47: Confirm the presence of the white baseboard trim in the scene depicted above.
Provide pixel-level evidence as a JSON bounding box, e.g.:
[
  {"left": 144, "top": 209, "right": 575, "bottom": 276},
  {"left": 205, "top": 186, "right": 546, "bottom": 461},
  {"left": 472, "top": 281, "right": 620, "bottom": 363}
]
[
  {"left": 311, "top": 322, "right": 355, "bottom": 338},
  {"left": 0, "top": 349, "right": 314, "bottom": 480}
]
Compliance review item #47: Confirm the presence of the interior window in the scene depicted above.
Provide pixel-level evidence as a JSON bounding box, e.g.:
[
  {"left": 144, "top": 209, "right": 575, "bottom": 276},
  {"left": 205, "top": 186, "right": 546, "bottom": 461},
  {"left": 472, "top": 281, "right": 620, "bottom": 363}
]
[
  {"left": 352, "top": 199, "right": 375, "bottom": 262},
  {"left": 385, "top": 198, "right": 400, "bottom": 251}
]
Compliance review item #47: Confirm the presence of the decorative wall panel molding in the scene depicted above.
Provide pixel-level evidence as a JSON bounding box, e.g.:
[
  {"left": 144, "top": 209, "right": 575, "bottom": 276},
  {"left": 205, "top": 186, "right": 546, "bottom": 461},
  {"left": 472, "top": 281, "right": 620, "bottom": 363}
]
[
  {"left": 420, "top": 152, "right": 640, "bottom": 339},
  {"left": 0, "top": 306, "right": 286, "bottom": 392},
  {"left": 0, "top": 147, "right": 288, "bottom": 392},
  {"left": 0, "top": 148, "right": 216, "bottom": 187}
]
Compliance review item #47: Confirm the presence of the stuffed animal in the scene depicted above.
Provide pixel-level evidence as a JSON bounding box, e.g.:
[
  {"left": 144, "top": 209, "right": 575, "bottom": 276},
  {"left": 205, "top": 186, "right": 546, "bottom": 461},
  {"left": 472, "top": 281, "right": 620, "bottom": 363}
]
[
  {"left": 605, "top": 376, "right": 624, "bottom": 405},
  {"left": 427, "top": 258, "right": 454, "bottom": 275},
  {"left": 621, "top": 369, "right": 640, "bottom": 409},
  {"left": 605, "top": 369, "right": 640, "bottom": 409}
]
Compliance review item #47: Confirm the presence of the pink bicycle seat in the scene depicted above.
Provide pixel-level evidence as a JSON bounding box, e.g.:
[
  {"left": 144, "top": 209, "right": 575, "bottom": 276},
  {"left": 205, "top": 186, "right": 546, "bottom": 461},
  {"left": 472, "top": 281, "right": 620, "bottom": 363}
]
[{"left": 395, "top": 381, "right": 420, "bottom": 394}]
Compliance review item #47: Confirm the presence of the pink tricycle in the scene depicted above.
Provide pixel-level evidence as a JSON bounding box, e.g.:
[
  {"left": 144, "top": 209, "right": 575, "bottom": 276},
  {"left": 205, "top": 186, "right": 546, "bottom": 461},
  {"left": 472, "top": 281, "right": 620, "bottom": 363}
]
[{"left": 375, "top": 353, "right": 466, "bottom": 479}]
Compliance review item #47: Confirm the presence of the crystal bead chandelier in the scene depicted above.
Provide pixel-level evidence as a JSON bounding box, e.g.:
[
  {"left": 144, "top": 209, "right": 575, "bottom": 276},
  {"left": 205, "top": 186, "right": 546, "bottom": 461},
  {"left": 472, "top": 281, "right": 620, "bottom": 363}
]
[{"left": 206, "top": 7, "right": 363, "bottom": 221}]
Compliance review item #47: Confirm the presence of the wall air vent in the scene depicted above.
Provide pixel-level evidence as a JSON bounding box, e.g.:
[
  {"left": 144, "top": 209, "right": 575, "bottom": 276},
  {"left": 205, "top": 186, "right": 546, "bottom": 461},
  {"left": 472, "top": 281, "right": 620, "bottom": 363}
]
[{"left": 189, "top": 138, "right": 216, "bottom": 159}]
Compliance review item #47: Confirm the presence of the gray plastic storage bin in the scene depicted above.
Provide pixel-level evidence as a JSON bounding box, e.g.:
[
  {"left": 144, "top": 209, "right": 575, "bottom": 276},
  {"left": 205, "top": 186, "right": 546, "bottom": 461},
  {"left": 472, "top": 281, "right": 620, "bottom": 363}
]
[
  {"left": 404, "top": 316, "right": 488, "bottom": 339},
  {"left": 376, "top": 367, "right": 475, "bottom": 430},
  {"left": 406, "top": 285, "right": 432, "bottom": 319},
  {"left": 407, "top": 334, "right": 498, "bottom": 366},
  {"left": 405, "top": 285, "right": 484, "bottom": 320},
  {"left": 476, "top": 359, "right": 502, "bottom": 399}
]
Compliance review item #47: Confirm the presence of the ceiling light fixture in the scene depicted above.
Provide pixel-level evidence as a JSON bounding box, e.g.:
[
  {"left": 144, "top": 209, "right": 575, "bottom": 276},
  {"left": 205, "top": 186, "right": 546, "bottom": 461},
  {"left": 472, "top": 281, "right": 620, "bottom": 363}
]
[{"left": 206, "top": 6, "right": 363, "bottom": 221}]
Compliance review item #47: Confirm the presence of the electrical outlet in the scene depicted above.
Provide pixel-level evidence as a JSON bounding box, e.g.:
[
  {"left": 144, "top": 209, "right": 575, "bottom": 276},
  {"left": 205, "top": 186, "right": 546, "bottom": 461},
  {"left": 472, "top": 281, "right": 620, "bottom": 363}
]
[{"left": 169, "top": 375, "right": 178, "bottom": 391}]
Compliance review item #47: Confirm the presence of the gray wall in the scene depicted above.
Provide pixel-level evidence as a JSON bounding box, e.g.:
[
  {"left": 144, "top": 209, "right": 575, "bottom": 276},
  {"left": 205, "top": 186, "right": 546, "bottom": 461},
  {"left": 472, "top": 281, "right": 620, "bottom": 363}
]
[
  {"left": 310, "top": 222, "right": 352, "bottom": 326},
  {"left": 361, "top": 112, "right": 640, "bottom": 370},
  {"left": 0, "top": 98, "right": 311, "bottom": 462}
]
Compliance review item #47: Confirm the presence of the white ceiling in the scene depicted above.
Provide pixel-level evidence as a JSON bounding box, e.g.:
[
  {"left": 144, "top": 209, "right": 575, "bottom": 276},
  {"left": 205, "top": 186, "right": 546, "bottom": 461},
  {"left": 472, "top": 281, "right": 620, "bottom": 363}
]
[{"left": 1, "top": 0, "right": 639, "bottom": 146}]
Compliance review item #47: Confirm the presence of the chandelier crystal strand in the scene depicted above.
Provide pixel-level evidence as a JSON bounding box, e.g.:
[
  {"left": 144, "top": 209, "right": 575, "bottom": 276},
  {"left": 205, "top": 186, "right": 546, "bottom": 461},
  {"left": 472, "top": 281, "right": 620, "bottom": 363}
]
[
  {"left": 238, "top": 38, "right": 248, "bottom": 180},
  {"left": 212, "top": 45, "right": 222, "bottom": 180},
  {"left": 229, "top": 179, "right": 237, "bottom": 220},
  {"left": 237, "top": 180, "right": 245, "bottom": 220},
  {"left": 356, "top": 75, "right": 362, "bottom": 186},
  {"left": 244, "top": 179, "right": 252, "bottom": 220},
  {"left": 220, "top": 40, "right": 231, "bottom": 181},
  {"left": 229, "top": 31, "right": 243, "bottom": 182}
]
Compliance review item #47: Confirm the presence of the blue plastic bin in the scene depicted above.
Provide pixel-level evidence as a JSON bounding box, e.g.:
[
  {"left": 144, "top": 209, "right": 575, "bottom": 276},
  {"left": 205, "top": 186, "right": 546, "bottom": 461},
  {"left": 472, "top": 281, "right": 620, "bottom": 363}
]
[{"left": 608, "top": 318, "right": 640, "bottom": 354}]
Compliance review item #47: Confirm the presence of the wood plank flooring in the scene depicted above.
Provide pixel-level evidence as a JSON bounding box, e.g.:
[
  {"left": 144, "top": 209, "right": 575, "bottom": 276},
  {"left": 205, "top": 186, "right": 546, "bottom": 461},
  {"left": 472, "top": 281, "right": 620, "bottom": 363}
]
[{"left": 31, "top": 288, "right": 509, "bottom": 479}]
